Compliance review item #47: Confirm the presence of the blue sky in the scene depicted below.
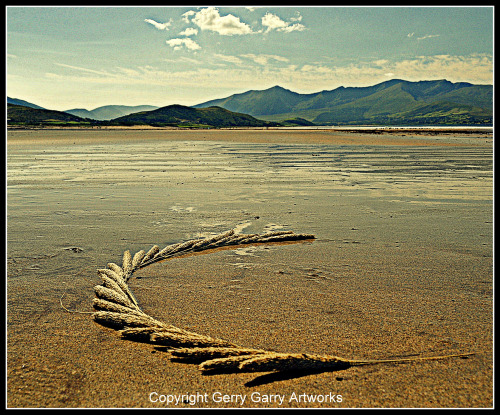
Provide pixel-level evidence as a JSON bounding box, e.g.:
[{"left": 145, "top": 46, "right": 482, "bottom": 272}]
[{"left": 6, "top": 6, "right": 494, "bottom": 111}]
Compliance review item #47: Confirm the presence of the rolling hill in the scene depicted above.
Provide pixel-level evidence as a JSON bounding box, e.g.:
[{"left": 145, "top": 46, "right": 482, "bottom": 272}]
[
  {"left": 65, "top": 104, "right": 159, "bottom": 121},
  {"left": 194, "top": 79, "right": 492, "bottom": 126},
  {"left": 110, "top": 104, "right": 280, "bottom": 128},
  {"left": 7, "top": 103, "right": 282, "bottom": 129},
  {"left": 7, "top": 103, "right": 94, "bottom": 126}
]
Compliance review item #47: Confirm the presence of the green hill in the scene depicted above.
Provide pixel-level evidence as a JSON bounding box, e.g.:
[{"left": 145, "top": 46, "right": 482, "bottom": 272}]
[
  {"left": 312, "top": 83, "right": 492, "bottom": 125},
  {"left": 7, "top": 103, "right": 282, "bottom": 129},
  {"left": 194, "top": 86, "right": 306, "bottom": 116},
  {"left": 110, "top": 104, "right": 280, "bottom": 128}
]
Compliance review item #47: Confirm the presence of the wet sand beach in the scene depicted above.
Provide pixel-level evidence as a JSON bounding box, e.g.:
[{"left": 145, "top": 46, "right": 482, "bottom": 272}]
[{"left": 6, "top": 128, "right": 493, "bottom": 408}]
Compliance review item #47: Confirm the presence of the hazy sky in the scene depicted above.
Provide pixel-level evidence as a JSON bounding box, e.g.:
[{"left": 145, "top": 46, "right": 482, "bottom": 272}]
[{"left": 6, "top": 6, "right": 494, "bottom": 111}]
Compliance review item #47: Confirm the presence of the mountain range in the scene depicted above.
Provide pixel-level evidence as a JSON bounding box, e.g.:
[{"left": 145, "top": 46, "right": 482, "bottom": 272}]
[
  {"left": 6, "top": 98, "right": 160, "bottom": 121},
  {"left": 7, "top": 79, "right": 493, "bottom": 127},
  {"left": 193, "top": 79, "right": 492, "bottom": 126}
]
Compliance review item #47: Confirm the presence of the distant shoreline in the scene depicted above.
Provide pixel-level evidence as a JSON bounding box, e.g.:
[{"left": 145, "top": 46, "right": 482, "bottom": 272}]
[{"left": 6, "top": 125, "right": 493, "bottom": 136}]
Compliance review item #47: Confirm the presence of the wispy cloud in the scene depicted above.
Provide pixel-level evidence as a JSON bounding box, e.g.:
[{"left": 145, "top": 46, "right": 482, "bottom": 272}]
[
  {"left": 322, "top": 54, "right": 493, "bottom": 87},
  {"left": 417, "top": 34, "right": 440, "bottom": 41},
  {"left": 300, "top": 64, "right": 334, "bottom": 74},
  {"left": 213, "top": 53, "right": 244, "bottom": 66},
  {"left": 46, "top": 54, "right": 492, "bottom": 103},
  {"left": 166, "top": 38, "right": 201, "bottom": 51},
  {"left": 163, "top": 56, "right": 202, "bottom": 65},
  {"left": 241, "top": 53, "right": 289, "bottom": 65},
  {"left": 54, "top": 62, "right": 110, "bottom": 76},
  {"left": 392, "top": 54, "right": 491, "bottom": 82},
  {"left": 261, "top": 12, "right": 306, "bottom": 33},
  {"left": 191, "top": 7, "right": 253, "bottom": 36},
  {"left": 407, "top": 32, "right": 440, "bottom": 41},
  {"left": 144, "top": 18, "right": 173, "bottom": 30},
  {"left": 290, "top": 12, "right": 303, "bottom": 22}
]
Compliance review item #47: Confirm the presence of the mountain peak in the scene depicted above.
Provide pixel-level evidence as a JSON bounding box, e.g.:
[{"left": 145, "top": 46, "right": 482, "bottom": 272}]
[{"left": 266, "top": 85, "right": 295, "bottom": 93}]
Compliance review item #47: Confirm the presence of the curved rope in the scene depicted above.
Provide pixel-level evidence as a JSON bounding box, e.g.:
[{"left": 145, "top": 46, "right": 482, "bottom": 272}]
[{"left": 90, "top": 227, "right": 473, "bottom": 374}]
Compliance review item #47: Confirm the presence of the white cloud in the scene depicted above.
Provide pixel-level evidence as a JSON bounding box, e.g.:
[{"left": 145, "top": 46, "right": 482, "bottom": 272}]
[
  {"left": 191, "top": 7, "right": 253, "bottom": 35},
  {"left": 278, "top": 23, "right": 306, "bottom": 33},
  {"left": 144, "top": 18, "right": 172, "bottom": 30},
  {"left": 261, "top": 12, "right": 306, "bottom": 33},
  {"left": 182, "top": 10, "right": 196, "bottom": 23},
  {"left": 166, "top": 38, "right": 201, "bottom": 51},
  {"left": 261, "top": 13, "right": 288, "bottom": 32},
  {"left": 179, "top": 27, "right": 198, "bottom": 36}
]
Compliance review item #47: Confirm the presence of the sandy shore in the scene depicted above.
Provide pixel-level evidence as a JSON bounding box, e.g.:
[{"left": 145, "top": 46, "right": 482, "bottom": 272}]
[
  {"left": 6, "top": 126, "right": 493, "bottom": 147},
  {"left": 7, "top": 129, "right": 493, "bottom": 408}
]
